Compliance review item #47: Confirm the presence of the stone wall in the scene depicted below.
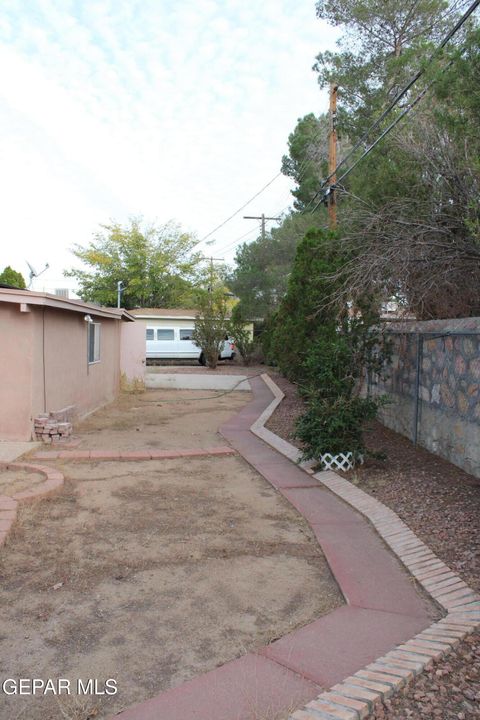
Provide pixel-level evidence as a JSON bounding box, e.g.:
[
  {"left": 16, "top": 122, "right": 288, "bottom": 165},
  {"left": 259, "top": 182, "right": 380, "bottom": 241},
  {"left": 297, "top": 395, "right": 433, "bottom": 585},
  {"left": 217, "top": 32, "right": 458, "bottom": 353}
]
[{"left": 369, "top": 317, "right": 480, "bottom": 478}]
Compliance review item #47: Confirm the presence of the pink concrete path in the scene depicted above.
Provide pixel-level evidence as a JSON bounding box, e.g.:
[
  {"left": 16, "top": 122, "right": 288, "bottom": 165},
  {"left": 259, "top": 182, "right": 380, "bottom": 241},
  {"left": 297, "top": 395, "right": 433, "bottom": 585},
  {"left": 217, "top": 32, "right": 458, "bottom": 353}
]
[{"left": 115, "top": 376, "right": 435, "bottom": 720}]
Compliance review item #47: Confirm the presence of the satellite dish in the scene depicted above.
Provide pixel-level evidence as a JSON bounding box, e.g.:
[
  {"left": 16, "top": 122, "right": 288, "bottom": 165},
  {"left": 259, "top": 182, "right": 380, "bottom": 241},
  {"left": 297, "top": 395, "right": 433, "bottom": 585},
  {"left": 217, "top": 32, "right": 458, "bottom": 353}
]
[{"left": 26, "top": 261, "right": 49, "bottom": 288}]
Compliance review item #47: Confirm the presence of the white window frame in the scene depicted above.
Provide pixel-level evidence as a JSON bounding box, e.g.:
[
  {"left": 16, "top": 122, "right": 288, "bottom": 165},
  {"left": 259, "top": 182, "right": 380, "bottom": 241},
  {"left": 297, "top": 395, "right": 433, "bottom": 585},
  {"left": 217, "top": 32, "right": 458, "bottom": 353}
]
[
  {"left": 88, "top": 322, "right": 101, "bottom": 364},
  {"left": 146, "top": 328, "right": 154, "bottom": 341},
  {"left": 179, "top": 328, "right": 194, "bottom": 340}
]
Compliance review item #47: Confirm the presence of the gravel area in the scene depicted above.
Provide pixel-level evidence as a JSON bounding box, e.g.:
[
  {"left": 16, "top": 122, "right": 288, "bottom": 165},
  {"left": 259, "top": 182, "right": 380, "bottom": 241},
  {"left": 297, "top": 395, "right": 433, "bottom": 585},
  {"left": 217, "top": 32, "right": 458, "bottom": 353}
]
[{"left": 265, "top": 372, "right": 480, "bottom": 720}]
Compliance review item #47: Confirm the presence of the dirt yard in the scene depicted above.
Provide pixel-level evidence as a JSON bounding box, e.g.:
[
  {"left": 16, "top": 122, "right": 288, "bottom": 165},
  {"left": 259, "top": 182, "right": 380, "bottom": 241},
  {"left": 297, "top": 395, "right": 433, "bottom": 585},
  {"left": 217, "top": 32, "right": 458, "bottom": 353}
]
[{"left": 0, "top": 388, "right": 342, "bottom": 720}]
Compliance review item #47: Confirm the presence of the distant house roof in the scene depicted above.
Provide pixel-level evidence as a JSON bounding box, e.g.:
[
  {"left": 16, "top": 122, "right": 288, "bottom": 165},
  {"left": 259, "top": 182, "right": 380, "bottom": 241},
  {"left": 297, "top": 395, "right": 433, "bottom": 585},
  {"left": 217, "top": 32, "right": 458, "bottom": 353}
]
[
  {"left": 0, "top": 288, "right": 135, "bottom": 321},
  {"left": 131, "top": 308, "right": 199, "bottom": 319},
  {"left": 132, "top": 308, "right": 240, "bottom": 321},
  {"left": 0, "top": 282, "right": 25, "bottom": 290}
]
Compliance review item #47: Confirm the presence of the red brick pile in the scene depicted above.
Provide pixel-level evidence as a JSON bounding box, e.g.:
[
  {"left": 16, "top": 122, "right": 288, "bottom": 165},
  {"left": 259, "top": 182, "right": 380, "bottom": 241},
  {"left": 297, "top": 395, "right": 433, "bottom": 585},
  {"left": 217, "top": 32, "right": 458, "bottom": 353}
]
[{"left": 34, "top": 414, "right": 73, "bottom": 443}]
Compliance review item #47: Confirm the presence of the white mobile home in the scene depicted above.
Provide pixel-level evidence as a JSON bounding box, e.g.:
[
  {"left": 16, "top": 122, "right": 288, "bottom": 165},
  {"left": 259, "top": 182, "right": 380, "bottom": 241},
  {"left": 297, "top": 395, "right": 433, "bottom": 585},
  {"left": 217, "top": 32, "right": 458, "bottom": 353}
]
[{"left": 131, "top": 308, "right": 239, "bottom": 364}]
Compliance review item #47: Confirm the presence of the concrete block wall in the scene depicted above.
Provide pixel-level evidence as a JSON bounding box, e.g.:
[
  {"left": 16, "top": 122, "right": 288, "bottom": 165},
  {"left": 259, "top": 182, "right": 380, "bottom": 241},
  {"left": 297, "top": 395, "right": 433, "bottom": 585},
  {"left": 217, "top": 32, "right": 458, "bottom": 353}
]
[{"left": 369, "top": 317, "right": 480, "bottom": 478}]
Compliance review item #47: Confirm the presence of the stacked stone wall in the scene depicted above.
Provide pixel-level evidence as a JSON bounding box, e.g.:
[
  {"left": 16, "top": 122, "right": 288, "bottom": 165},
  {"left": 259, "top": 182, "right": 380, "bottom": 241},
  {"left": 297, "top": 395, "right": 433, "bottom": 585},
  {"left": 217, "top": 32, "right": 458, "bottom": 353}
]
[{"left": 369, "top": 317, "right": 480, "bottom": 478}]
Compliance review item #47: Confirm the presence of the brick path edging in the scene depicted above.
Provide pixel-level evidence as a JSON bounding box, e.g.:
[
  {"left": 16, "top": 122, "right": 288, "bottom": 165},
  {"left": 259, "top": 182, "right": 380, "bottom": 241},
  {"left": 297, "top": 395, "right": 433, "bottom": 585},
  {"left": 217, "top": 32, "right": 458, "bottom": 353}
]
[
  {"left": 254, "top": 374, "right": 480, "bottom": 720},
  {"left": 0, "top": 462, "right": 64, "bottom": 547},
  {"left": 31, "top": 446, "right": 236, "bottom": 461}
]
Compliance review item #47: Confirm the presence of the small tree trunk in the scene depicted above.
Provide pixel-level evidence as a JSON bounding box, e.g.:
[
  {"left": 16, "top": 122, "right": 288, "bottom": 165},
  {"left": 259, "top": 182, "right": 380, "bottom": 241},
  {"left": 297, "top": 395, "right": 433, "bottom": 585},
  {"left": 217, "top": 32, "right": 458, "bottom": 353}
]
[{"left": 206, "top": 348, "right": 218, "bottom": 369}]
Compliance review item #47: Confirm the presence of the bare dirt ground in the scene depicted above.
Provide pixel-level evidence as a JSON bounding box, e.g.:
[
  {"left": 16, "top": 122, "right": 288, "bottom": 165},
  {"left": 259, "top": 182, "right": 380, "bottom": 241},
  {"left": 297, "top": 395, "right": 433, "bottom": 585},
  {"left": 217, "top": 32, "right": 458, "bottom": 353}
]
[
  {"left": 267, "top": 372, "right": 480, "bottom": 720},
  {"left": 0, "top": 387, "right": 342, "bottom": 720},
  {"left": 0, "top": 468, "right": 45, "bottom": 495},
  {"left": 72, "top": 388, "right": 252, "bottom": 452}
]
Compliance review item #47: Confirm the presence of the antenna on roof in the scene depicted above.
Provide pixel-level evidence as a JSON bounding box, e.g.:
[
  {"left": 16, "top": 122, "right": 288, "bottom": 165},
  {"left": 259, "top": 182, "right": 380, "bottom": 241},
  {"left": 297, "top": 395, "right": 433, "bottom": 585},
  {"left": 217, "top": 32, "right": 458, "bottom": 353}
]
[{"left": 26, "top": 261, "right": 50, "bottom": 289}]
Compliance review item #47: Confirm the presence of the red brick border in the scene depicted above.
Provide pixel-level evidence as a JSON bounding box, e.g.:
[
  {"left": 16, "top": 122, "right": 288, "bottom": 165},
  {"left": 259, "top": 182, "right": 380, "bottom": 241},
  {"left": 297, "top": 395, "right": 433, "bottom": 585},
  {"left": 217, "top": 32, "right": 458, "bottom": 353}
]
[
  {"left": 0, "top": 462, "right": 64, "bottom": 547},
  {"left": 31, "top": 446, "right": 236, "bottom": 461},
  {"left": 253, "top": 375, "right": 480, "bottom": 720}
]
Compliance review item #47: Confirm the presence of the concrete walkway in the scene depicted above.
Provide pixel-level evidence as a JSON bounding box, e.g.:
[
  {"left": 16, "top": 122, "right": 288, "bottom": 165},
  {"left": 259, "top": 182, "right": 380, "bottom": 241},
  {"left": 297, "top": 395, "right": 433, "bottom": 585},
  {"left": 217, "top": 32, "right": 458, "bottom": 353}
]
[
  {"left": 0, "top": 441, "right": 39, "bottom": 462},
  {"left": 115, "top": 375, "right": 434, "bottom": 720},
  {"left": 145, "top": 372, "right": 251, "bottom": 391}
]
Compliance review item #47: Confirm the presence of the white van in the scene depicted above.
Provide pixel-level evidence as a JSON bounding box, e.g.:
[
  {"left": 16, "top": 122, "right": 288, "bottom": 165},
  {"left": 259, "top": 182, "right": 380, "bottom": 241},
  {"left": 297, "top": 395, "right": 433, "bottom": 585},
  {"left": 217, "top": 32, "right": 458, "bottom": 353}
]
[{"left": 145, "top": 326, "right": 235, "bottom": 365}]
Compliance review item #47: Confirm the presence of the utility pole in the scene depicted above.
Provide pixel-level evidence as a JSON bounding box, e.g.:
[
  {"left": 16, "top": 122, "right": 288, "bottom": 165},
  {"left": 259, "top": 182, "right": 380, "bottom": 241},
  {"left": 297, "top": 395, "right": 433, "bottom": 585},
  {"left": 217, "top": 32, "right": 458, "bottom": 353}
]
[
  {"left": 243, "top": 213, "right": 281, "bottom": 241},
  {"left": 117, "top": 280, "right": 125, "bottom": 308},
  {"left": 328, "top": 83, "right": 338, "bottom": 230},
  {"left": 208, "top": 257, "right": 224, "bottom": 292}
]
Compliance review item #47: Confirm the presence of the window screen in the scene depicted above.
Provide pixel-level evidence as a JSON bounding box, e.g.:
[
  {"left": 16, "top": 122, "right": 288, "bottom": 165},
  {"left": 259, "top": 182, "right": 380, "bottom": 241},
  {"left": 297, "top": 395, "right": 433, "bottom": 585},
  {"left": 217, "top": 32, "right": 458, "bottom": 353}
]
[
  {"left": 157, "top": 329, "right": 174, "bottom": 341},
  {"left": 146, "top": 328, "right": 154, "bottom": 340},
  {"left": 179, "top": 329, "right": 194, "bottom": 340},
  {"left": 88, "top": 323, "right": 101, "bottom": 363}
]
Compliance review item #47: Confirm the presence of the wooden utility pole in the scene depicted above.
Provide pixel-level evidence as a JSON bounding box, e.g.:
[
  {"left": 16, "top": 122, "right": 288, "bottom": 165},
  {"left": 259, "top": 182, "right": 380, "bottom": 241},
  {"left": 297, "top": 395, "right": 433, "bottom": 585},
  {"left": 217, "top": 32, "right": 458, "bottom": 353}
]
[
  {"left": 243, "top": 213, "right": 281, "bottom": 241},
  {"left": 208, "top": 256, "right": 224, "bottom": 292},
  {"left": 328, "top": 83, "right": 338, "bottom": 230}
]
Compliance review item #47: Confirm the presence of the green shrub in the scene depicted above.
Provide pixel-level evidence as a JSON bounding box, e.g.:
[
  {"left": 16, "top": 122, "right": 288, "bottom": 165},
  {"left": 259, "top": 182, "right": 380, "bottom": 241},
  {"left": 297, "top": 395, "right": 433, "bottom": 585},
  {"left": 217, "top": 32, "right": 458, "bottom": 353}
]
[{"left": 295, "top": 395, "right": 381, "bottom": 460}]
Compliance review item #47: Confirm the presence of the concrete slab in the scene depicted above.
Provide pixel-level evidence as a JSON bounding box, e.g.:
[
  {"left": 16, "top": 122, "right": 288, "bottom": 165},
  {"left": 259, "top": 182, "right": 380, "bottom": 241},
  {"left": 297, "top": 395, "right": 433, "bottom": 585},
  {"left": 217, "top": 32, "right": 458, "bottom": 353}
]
[
  {"left": 221, "top": 432, "right": 320, "bottom": 489},
  {"left": 260, "top": 606, "right": 431, "bottom": 689},
  {"left": 0, "top": 441, "right": 40, "bottom": 462},
  {"left": 281, "top": 487, "right": 365, "bottom": 526},
  {"left": 145, "top": 373, "right": 251, "bottom": 391},
  {"left": 115, "top": 652, "right": 322, "bottom": 720},
  {"left": 310, "top": 520, "right": 433, "bottom": 616}
]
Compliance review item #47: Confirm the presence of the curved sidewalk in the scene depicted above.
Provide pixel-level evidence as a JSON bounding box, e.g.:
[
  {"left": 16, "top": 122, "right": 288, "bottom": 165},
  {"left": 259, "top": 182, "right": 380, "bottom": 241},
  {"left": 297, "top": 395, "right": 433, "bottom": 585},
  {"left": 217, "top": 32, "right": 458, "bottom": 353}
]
[{"left": 115, "top": 375, "right": 438, "bottom": 720}]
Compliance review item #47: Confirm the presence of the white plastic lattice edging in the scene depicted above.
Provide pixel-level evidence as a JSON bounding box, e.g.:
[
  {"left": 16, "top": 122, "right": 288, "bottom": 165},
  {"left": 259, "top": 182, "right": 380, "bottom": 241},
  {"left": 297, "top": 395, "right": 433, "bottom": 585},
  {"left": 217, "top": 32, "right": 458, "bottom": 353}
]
[{"left": 320, "top": 452, "right": 355, "bottom": 471}]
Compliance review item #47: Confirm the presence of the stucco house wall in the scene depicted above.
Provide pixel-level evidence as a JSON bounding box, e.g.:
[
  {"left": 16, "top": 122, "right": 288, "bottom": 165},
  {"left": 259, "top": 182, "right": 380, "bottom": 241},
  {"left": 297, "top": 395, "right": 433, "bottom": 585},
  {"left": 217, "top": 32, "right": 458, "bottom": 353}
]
[
  {"left": 30, "top": 306, "right": 123, "bottom": 420},
  {"left": 0, "top": 289, "right": 135, "bottom": 441},
  {"left": 0, "top": 302, "right": 35, "bottom": 441},
  {"left": 120, "top": 321, "right": 146, "bottom": 391}
]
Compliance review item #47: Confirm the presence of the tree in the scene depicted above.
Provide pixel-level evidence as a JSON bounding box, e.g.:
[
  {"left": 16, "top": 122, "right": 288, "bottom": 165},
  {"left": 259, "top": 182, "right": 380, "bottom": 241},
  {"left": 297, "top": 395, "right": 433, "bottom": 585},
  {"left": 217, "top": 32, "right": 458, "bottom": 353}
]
[
  {"left": 267, "top": 228, "right": 347, "bottom": 381},
  {"left": 313, "top": 0, "right": 468, "bottom": 137},
  {"left": 281, "top": 114, "right": 329, "bottom": 210},
  {"left": 192, "top": 290, "right": 230, "bottom": 369},
  {"left": 308, "top": 2, "right": 480, "bottom": 319},
  {"left": 65, "top": 217, "right": 204, "bottom": 309},
  {"left": 267, "top": 228, "right": 389, "bottom": 463},
  {"left": 0, "top": 266, "right": 26, "bottom": 288},
  {"left": 324, "top": 27, "right": 480, "bottom": 319},
  {"left": 281, "top": 113, "right": 352, "bottom": 212},
  {"left": 228, "top": 211, "right": 320, "bottom": 320}
]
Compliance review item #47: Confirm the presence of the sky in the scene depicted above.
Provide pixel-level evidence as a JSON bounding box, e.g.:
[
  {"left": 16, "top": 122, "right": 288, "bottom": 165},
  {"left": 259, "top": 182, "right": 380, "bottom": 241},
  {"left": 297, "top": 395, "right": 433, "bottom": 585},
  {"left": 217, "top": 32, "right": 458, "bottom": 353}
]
[{"left": 0, "top": 0, "right": 338, "bottom": 294}]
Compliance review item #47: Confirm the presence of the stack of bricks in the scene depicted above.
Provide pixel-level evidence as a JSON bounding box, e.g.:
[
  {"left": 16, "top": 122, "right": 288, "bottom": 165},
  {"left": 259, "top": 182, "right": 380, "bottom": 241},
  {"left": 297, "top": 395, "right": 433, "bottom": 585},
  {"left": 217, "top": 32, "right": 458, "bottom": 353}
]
[{"left": 34, "top": 414, "right": 73, "bottom": 443}]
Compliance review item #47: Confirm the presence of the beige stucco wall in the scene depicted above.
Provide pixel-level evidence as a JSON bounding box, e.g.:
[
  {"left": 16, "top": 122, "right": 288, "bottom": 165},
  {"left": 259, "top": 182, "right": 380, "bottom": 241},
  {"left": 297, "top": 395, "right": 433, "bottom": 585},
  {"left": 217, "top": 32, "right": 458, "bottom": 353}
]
[
  {"left": 120, "top": 321, "right": 146, "bottom": 391},
  {"left": 1, "top": 302, "right": 123, "bottom": 441},
  {"left": 31, "top": 306, "right": 122, "bottom": 422},
  {"left": 0, "top": 303, "right": 35, "bottom": 440}
]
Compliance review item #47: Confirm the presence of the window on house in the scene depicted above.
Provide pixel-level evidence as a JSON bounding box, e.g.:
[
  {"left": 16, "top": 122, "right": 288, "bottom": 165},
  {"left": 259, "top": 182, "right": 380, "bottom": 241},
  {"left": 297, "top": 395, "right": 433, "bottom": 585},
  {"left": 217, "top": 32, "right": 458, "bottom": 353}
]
[
  {"left": 179, "top": 329, "right": 194, "bottom": 340},
  {"left": 88, "top": 322, "right": 101, "bottom": 363},
  {"left": 157, "top": 329, "right": 174, "bottom": 340},
  {"left": 146, "top": 328, "right": 154, "bottom": 341}
]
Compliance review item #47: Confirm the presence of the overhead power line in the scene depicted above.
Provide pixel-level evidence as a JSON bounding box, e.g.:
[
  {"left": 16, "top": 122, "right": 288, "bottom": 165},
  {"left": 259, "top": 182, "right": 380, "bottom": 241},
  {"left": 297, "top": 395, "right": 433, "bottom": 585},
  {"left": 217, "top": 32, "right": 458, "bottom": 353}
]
[
  {"left": 196, "top": 172, "right": 282, "bottom": 246},
  {"left": 214, "top": 224, "right": 263, "bottom": 256},
  {"left": 198, "top": 118, "right": 334, "bottom": 252}
]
